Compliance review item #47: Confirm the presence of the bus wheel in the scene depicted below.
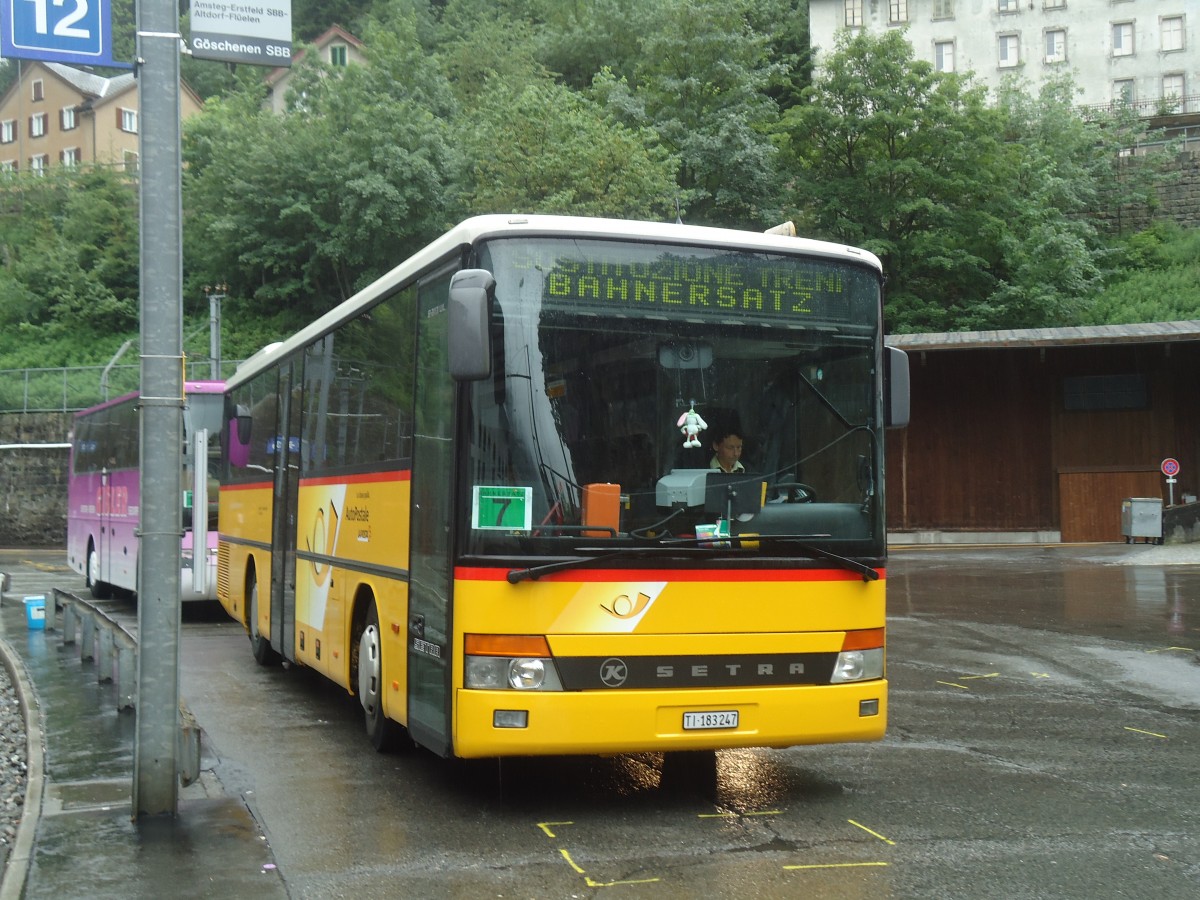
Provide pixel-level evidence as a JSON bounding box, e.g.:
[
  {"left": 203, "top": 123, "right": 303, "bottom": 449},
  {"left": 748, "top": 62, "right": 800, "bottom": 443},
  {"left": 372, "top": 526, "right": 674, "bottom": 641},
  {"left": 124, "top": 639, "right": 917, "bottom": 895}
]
[
  {"left": 357, "top": 602, "right": 406, "bottom": 752},
  {"left": 87, "top": 543, "right": 112, "bottom": 599},
  {"left": 248, "top": 570, "right": 281, "bottom": 666}
]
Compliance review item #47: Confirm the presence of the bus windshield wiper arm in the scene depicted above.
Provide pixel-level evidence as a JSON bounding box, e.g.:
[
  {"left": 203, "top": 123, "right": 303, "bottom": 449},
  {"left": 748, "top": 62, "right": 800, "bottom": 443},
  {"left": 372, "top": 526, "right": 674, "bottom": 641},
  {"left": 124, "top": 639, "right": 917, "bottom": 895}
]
[
  {"left": 757, "top": 535, "right": 879, "bottom": 581},
  {"left": 507, "top": 544, "right": 714, "bottom": 583}
]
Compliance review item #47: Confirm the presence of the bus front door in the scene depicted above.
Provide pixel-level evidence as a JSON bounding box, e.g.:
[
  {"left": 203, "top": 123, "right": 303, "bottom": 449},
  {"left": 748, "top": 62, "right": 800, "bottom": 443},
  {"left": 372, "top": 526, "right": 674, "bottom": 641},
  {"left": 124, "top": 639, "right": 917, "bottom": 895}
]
[
  {"left": 406, "top": 267, "right": 457, "bottom": 756},
  {"left": 269, "top": 363, "right": 302, "bottom": 661}
]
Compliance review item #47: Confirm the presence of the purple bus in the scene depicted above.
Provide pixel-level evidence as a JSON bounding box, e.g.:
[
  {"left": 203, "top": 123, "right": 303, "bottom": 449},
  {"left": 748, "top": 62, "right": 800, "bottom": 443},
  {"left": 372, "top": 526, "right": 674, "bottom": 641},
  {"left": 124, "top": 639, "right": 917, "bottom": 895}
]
[{"left": 67, "top": 381, "right": 225, "bottom": 601}]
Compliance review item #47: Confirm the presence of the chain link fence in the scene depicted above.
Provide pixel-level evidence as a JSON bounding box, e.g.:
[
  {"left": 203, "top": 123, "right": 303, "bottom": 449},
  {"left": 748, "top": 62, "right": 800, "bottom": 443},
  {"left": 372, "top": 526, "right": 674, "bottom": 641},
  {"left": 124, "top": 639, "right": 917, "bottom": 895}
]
[{"left": 0, "top": 361, "right": 239, "bottom": 414}]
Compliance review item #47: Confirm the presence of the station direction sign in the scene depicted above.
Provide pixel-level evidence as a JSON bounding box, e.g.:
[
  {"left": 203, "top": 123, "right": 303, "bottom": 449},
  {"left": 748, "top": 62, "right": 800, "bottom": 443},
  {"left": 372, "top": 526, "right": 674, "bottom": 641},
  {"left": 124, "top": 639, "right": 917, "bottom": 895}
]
[
  {"left": 1, "top": 0, "right": 125, "bottom": 66},
  {"left": 190, "top": 0, "right": 292, "bottom": 67}
]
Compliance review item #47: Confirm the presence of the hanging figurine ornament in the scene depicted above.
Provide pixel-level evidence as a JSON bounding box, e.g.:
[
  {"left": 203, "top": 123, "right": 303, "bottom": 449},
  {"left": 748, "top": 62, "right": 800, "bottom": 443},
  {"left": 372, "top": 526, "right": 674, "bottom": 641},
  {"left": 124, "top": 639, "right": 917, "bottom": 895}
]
[{"left": 677, "top": 403, "right": 708, "bottom": 448}]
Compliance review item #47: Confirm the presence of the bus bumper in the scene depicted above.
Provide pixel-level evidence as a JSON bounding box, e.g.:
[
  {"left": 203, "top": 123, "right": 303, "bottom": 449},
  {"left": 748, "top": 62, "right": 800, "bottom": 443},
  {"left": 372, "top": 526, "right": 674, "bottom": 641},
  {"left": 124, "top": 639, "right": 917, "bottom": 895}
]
[{"left": 452, "top": 680, "right": 887, "bottom": 758}]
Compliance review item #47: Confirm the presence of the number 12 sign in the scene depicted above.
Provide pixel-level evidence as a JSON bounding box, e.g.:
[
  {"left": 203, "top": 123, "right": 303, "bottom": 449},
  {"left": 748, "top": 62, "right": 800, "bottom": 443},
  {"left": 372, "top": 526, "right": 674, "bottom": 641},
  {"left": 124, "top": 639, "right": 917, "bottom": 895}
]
[{"left": 2, "top": 0, "right": 119, "bottom": 66}]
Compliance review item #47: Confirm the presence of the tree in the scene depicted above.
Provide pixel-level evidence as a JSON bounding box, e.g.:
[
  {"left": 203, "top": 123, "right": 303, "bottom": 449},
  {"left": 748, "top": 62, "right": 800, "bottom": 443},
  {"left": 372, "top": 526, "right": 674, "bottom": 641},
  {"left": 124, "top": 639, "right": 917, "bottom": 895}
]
[
  {"left": 183, "top": 5, "right": 457, "bottom": 325},
  {"left": 457, "top": 77, "right": 677, "bottom": 219},
  {"left": 780, "top": 29, "right": 1117, "bottom": 332},
  {"left": 434, "top": 0, "right": 550, "bottom": 107},
  {"left": 593, "top": 0, "right": 785, "bottom": 228},
  {"left": 0, "top": 169, "right": 138, "bottom": 361},
  {"left": 527, "top": 0, "right": 663, "bottom": 93}
]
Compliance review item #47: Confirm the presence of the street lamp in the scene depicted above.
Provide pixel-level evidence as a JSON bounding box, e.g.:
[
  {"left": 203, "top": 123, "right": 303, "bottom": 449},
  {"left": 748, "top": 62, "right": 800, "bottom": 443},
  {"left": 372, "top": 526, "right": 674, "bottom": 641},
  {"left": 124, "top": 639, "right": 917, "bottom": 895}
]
[{"left": 202, "top": 283, "right": 227, "bottom": 380}]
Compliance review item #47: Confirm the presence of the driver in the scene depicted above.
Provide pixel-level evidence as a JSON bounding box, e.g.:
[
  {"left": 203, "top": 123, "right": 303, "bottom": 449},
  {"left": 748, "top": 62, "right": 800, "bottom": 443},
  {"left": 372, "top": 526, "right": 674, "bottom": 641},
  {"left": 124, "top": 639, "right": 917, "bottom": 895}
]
[{"left": 709, "top": 429, "right": 745, "bottom": 474}]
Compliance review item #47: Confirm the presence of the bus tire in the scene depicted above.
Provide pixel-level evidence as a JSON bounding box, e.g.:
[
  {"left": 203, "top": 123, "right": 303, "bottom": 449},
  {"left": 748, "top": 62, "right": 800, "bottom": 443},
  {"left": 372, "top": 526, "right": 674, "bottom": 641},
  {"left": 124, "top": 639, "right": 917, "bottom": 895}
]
[
  {"left": 247, "top": 568, "right": 281, "bottom": 666},
  {"left": 87, "top": 542, "right": 112, "bottom": 600},
  {"left": 357, "top": 601, "right": 407, "bottom": 753}
]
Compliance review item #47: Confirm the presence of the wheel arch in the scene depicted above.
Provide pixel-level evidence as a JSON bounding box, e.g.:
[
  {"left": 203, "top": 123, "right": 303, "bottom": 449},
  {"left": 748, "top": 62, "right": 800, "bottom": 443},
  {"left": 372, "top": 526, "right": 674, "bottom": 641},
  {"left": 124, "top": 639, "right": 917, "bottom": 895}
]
[{"left": 349, "top": 582, "right": 377, "bottom": 698}]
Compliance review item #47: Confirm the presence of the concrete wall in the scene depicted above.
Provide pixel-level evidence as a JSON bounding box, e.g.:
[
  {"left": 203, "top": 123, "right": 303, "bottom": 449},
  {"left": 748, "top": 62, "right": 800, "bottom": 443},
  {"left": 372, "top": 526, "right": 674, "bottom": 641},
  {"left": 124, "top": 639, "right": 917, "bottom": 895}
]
[{"left": 0, "top": 413, "right": 72, "bottom": 548}]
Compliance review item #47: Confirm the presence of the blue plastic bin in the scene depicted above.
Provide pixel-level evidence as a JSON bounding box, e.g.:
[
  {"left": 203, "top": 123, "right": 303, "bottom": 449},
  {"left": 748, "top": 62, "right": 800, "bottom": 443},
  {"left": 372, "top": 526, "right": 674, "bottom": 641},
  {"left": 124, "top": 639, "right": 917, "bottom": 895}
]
[{"left": 23, "top": 595, "right": 46, "bottom": 630}]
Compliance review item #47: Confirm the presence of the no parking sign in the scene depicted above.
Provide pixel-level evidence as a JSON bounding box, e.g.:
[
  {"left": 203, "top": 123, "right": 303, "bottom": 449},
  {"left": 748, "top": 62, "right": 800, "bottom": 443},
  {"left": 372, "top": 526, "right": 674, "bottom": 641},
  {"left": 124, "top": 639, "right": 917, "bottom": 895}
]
[{"left": 1161, "top": 457, "right": 1180, "bottom": 506}]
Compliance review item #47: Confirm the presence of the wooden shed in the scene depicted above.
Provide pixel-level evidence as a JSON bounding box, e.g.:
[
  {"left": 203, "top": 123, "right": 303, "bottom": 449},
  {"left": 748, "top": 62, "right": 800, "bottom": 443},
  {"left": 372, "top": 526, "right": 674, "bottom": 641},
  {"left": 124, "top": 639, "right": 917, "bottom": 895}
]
[{"left": 885, "top": 321, "right": 1200, "bottom": 543}]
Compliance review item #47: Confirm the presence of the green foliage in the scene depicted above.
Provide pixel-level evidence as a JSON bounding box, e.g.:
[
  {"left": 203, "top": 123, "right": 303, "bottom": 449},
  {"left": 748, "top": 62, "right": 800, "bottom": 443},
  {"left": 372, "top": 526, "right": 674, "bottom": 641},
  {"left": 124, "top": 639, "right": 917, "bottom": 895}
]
[
  {"left": 0, "top": 61, "right": 16, "bottom": 101},
  {"left": 183, "top": 6, "right": 457, "bottom": 322},
  {"left": 603, "top": 0, "right": 785, "bottom": 227},
  {"left": 458, "top": 77, "right": 678, "bottom": 219},
  {"left": 289, "top": 0, "right": 378, "bottom": 40},
  {"left": 435, "top": 3, "right": 549, "bottom": 106},
  {"left": 0, "top": 170, "right": 138, "bottom": 358},
  {"left": 775, "top": 29, "right": 1161, "bottom": 332},
  {"left": 527, "top": 0, "right": 661, "bottom": 92},
  {"left": 0, "top": 0, "right": 1196, "bottom": 380},
  {"left": 1083, "top": 225, "right": 1200, "bottom": 324}
]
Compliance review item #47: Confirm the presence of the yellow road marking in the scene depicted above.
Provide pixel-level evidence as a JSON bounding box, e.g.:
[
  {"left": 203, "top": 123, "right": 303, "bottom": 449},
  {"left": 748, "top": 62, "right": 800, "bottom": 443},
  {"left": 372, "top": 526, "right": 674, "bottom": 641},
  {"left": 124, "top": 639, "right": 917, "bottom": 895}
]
[
  {"left": 784, "top": 861, "right": 889, "bottom": 871},
  {"left": 1146, "top": 647, "right": 1193, "bottom": 654},
  {"left": 960, "top": 673, "right": 1000, "bottom": 679},
  {"left": 848, "top": 819, "right": 896, "bottom": 845},
  {"left": 559, "top": 848, "right": 586, "bottom": 874},
  {"left": 537, "top": 821, "right": 572, "bottom": 838},
  {"left": 1030, "top": 672, "right": 1050, "bottom": 678},
  {"left": 937, "top": 681, "right": 969, "bottom": 690},
  {"left": 1124, "top": 727, "right": 1167, "bottom": 739},
  {"left": 560, "top": 848, "right": 660, "bottom": 887}
]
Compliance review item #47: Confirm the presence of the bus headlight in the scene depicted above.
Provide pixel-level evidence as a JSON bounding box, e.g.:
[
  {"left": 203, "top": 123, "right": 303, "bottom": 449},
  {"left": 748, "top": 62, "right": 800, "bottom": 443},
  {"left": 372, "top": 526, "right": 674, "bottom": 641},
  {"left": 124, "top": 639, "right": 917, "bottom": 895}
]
[
  {"left": 830, "top": 648, "right": 884, "bottom": 683},
  {"left": 464, "top": 656, "right": 563, "bottom": 691},
  {"left": 509, "top": 658, "right": 545, "bottom": 690},
  {"left": 464, "top": 636, "right": 564, "bottom": 691}
]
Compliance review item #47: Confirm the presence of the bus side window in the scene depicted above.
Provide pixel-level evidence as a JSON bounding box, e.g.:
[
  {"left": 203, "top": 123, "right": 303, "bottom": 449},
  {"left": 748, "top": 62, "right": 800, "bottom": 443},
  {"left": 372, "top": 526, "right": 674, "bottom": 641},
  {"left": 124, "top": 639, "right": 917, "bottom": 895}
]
[{"left": 226, "top": 410, "right": 252, "bottom": 468}]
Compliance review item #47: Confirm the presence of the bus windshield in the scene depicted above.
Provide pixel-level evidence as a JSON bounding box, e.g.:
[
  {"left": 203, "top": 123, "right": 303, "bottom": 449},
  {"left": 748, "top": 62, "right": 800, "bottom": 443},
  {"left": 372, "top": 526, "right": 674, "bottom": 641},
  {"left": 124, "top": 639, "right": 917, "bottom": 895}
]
[{"left": 463, "top": 237, "right": 884, "bottom": 562}]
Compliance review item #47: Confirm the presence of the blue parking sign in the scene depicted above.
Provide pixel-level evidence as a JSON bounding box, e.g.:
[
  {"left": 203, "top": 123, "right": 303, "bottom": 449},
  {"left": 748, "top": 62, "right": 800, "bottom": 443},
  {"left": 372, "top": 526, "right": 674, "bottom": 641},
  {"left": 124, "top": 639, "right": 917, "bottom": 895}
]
[{"left": 2, "top": 0, "right": 122, "bottom": 66}]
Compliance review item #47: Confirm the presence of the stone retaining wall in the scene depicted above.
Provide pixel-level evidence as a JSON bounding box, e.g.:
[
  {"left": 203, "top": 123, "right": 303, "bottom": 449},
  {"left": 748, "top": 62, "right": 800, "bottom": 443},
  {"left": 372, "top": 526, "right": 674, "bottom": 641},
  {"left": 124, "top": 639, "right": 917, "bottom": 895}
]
[
  {"left": 1100, "top": 150, "right": 1200, "bottom": 233},
  {"left": 0, "top": 413, "right": 72, "bottom": 548}
]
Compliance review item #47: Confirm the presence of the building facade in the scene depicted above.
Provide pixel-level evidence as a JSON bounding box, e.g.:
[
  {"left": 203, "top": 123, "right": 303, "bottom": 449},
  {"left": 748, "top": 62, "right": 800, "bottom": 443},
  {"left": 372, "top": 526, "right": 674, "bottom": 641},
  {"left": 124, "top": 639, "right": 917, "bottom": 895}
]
[
  {"left": 264, "top": 25, "right": 365, "bottom": 115},
  {"left": 809, "top": 0, "right": 1197, "bottom": 113},
  {"left": 0, "top": 61, "right": 203, "bottom": 174}
]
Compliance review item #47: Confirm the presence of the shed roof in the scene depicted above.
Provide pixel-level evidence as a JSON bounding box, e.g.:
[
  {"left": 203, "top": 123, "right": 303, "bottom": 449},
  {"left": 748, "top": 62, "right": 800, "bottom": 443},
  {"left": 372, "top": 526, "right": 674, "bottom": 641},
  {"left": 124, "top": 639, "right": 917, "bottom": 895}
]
[{"left": 885, "top": 320, "right": 1200, "bottom": 351}]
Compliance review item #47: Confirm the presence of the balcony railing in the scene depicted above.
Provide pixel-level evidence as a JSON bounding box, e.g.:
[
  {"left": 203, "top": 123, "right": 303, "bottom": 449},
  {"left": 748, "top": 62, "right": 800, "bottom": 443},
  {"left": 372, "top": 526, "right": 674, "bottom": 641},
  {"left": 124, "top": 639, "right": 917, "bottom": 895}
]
[{"left": 1080, "top": 94, "right": 1200, "bottom": 120}]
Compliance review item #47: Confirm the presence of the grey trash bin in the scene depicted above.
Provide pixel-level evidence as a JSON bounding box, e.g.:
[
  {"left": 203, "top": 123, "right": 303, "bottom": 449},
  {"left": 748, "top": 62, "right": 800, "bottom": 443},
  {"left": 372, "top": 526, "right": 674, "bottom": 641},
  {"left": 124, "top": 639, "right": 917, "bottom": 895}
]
[{"left": 1120, "top": 497, "right": 1163, "bottom": 544}]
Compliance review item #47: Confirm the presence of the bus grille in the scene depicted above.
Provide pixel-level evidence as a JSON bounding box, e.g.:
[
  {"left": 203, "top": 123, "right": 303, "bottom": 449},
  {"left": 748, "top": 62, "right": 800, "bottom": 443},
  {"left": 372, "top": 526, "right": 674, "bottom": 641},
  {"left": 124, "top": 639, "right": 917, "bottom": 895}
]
[{"left": 217, "top": 544, "right": 231, "bottom": 597}]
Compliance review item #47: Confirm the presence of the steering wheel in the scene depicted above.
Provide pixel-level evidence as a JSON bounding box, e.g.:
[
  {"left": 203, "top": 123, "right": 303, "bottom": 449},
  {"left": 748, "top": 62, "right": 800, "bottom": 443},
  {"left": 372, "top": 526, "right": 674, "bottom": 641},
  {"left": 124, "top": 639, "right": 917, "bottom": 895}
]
[{"left": 775, "top": 481, "right": 817, "bottom": 503}]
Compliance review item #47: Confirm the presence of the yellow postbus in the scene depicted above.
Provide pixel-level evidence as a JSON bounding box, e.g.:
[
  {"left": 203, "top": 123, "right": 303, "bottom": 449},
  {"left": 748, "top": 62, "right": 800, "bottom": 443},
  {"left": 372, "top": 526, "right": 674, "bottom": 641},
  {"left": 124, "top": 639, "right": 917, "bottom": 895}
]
[{"left": 217, "top": 215, "right": 909, "bottom": 759}]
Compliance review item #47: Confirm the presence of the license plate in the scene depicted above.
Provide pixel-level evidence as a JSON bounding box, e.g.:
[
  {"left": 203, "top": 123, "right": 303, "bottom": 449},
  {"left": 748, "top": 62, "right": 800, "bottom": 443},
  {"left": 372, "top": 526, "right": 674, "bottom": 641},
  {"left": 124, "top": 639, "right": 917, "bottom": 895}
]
[{"left": 683, "top": 710, "right": 739, "bottom": 730}]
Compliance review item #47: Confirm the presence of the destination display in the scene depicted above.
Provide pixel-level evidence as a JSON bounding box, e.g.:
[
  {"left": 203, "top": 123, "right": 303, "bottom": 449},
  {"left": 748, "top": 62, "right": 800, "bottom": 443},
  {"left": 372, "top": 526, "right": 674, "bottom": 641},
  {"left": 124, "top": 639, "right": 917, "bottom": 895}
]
[{"left": 498, "top": 241, "right": 875, "bottom": 323}]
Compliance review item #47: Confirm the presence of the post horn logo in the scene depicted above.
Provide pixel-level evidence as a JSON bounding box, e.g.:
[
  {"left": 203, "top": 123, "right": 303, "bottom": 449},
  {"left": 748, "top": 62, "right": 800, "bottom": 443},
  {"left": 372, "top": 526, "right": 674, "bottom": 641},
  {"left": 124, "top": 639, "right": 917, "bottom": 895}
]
[{"left": 600, "top": 592, "right": 651, "bottom": 619}]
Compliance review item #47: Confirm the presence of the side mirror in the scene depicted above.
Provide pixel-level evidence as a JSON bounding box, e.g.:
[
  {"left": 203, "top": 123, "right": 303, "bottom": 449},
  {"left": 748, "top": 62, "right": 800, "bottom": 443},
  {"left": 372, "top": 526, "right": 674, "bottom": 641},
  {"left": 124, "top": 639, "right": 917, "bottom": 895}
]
[
  {"left": 449, "top": 269, "right": 496, "bottom": 381},
  {"left": 884, "top": 345, "right": 910, "bottom": 429}
]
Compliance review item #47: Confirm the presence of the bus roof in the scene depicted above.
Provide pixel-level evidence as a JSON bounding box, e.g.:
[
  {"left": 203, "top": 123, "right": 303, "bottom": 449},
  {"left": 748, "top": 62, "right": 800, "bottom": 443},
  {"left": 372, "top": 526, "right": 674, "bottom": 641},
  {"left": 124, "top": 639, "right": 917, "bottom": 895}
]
[
  {"left": 228, "top": 214, "right": 884, "bottom": 390},
  {"left": 73, "top": 380, "right": 226, "bottom": 419}
]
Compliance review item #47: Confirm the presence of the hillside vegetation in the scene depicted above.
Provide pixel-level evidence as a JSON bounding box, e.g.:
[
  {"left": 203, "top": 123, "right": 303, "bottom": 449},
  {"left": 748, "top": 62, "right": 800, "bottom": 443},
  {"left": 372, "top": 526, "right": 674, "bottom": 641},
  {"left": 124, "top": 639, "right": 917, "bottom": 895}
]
[{"left": 0, "top": 0, "right": 1197, "bottom": 380}]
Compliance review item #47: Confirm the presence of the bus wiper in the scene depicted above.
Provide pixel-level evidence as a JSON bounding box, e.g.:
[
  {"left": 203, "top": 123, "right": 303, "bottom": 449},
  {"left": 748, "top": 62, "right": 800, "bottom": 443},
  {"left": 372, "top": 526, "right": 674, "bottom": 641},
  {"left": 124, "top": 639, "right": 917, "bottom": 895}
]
[
  {"left": 505, "top": 533, "right": 876, "bottom": 583},
  {"left": 753, "top": 535, "right": 880, "bottom": 582},
  {"left": 507, "top": 543, "right": 720, "bottom": 583}
]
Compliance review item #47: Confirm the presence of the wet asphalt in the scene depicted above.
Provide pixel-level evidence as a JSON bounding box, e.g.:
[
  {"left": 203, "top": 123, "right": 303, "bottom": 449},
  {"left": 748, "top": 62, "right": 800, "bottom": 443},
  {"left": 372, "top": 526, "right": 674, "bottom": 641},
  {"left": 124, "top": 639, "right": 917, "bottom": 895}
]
[{"left": 0, "top": 542, "right": 1196, "bottom": 898}]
